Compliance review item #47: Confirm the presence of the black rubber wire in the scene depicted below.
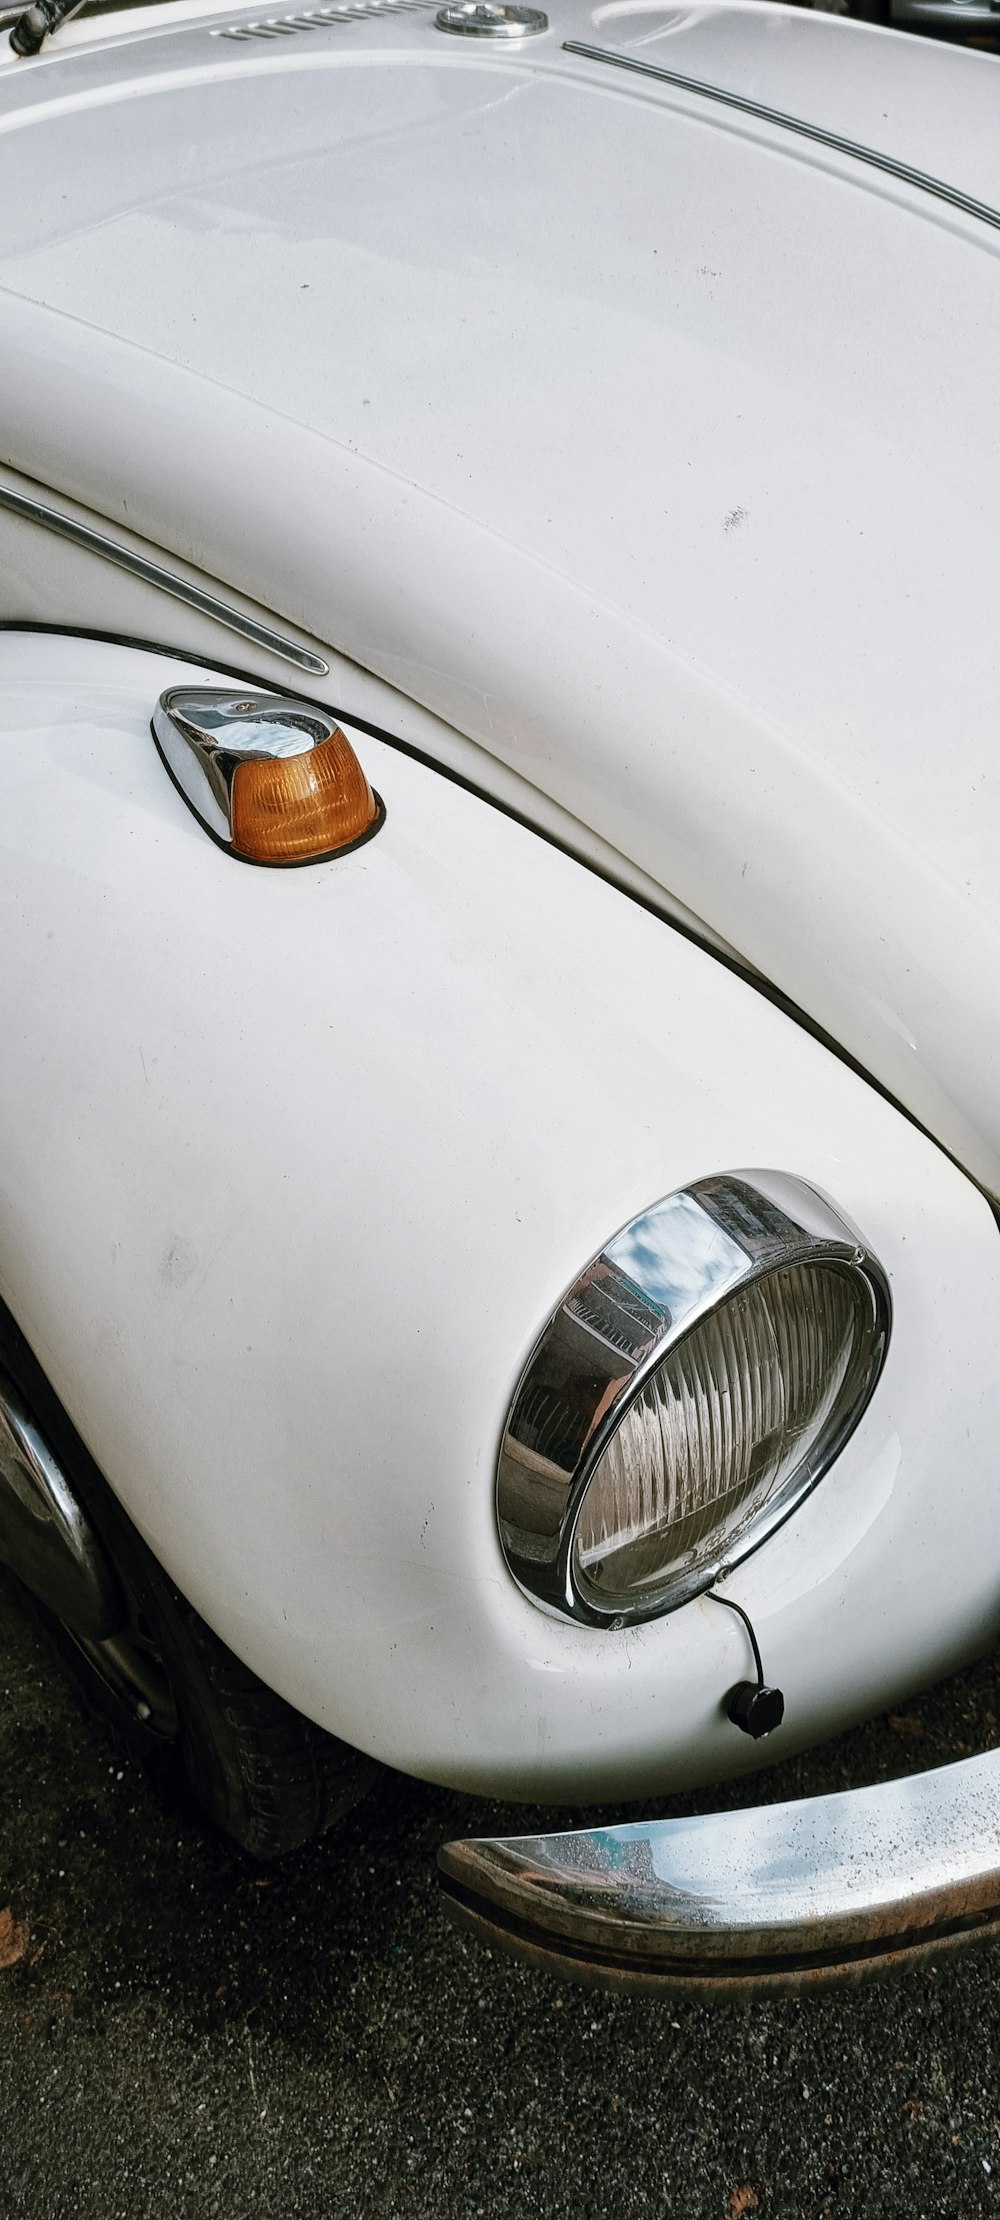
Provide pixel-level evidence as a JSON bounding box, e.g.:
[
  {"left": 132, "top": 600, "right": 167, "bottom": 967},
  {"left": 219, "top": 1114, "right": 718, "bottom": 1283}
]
[{"left": 707, "top": 1590, "right": 765, "bottom": 1688}]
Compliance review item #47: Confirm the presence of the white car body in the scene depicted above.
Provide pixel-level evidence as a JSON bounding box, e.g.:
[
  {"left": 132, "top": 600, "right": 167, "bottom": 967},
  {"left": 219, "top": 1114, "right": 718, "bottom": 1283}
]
[{"left": 1, "top": 0, "right": 999, "bottom": 1825}]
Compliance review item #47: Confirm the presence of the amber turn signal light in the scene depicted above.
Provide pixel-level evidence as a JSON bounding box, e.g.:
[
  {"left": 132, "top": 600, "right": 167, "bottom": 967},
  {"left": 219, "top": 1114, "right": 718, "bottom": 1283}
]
[
  {"left": 151, "top": 687, "right": 385, "bottom": 867},
  {"left": 231, "top": 729, "right": 378, "bottom": 863}
]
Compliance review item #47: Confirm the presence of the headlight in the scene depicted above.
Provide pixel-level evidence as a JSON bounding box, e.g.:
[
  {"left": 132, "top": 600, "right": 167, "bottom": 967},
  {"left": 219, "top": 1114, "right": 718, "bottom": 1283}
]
[{"left": 496, "top": 1173, "right": 890, "bottom": 1625}]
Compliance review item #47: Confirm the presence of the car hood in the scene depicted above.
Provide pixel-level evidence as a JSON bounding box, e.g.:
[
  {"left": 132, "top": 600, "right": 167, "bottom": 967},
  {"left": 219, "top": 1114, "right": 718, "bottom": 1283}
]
[{"left": 2, "top": 4, "right": 1000, "bottom": 1184}]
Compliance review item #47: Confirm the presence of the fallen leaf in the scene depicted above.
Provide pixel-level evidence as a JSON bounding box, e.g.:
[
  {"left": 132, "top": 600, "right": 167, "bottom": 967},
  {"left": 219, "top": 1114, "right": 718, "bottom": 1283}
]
[
  {"left": 0, "top": 1908, "right": 29, "bottom": 1970},
  {"left": 901, "top": 2099, "right": 925, "bottom": 2120},
  {"left": 729, "top": 2190, "right": 759, "bottom": 2216}
]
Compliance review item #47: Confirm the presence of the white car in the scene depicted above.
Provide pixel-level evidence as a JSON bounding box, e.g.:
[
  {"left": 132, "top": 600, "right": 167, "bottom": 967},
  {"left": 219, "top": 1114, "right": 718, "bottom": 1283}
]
[{"left": 1, "top": 0, "right": 999, "bottom": 1995}]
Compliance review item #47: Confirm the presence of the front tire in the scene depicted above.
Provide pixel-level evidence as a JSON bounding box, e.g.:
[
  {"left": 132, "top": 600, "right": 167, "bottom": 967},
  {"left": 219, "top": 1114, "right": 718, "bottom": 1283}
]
[{"left": 0, "top": 1303, "right": 375, "bottom": 1859}]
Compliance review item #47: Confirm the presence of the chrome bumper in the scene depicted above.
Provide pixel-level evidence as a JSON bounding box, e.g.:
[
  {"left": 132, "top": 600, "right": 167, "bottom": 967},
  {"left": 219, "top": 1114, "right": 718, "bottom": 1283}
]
[{"left": 438, "top": 1751, "right": 1000, "bottom": 1996}]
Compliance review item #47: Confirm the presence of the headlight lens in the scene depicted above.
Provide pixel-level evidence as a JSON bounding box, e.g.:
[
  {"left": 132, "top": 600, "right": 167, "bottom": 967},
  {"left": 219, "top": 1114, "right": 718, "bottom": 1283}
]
[
  {"left": 572, "top": 1261, "right": 872, "bottom": 1616},
  {"left": 497, "top": 1175, "right": 891, "bottom": 1626}
]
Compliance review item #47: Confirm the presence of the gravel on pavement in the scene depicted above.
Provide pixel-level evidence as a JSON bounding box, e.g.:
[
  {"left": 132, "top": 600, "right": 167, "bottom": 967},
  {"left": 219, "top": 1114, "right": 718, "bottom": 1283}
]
[{"left": 3, "top": 1565, "right": 1000, "bottom": 2220}]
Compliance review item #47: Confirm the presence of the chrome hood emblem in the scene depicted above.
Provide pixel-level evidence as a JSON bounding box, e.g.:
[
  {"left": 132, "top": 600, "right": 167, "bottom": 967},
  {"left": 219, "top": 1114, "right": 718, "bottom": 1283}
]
[{"left": 435, "top": 2, "right": 547, "bottom": 35}]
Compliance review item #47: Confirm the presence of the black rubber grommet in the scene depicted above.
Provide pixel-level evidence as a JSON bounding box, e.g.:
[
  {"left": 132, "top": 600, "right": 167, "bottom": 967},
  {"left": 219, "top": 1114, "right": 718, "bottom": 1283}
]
[{"left": 727, "top": 1681, "right": 785, "bottom": 1739}]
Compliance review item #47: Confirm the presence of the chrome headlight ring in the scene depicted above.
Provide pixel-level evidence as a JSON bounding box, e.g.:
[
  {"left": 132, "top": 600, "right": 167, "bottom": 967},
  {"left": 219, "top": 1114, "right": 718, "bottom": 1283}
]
[{"left": 496, "top": 1172, "right": 891, "bottom": 1628}]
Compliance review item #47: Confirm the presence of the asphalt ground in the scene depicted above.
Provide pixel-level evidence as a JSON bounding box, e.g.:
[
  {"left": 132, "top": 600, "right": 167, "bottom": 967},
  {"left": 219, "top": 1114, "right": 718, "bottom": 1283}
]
[{"left": 3, "top": 1565, "right": 1000, "bottom": 2219}]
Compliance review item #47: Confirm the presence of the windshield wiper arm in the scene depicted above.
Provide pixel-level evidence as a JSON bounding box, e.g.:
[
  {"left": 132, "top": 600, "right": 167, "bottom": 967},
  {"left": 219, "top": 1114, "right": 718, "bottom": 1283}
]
[{"left": 9, "top": 0, "right": 87, "bottom": 55}]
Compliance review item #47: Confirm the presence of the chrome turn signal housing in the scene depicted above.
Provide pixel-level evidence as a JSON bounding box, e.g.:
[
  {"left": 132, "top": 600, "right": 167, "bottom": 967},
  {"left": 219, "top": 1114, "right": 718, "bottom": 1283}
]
[
  {"left": 497, "top": 1173, "right": 891, "bottom": 1626},
  {"left": 152, "top": 687, "right": 384, "bottom": 865}
]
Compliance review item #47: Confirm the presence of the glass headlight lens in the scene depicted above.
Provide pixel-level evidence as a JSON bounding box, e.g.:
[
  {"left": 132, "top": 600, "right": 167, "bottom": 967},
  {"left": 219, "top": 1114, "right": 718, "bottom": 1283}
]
[
  {"left": 496, "top": 1174, "right": 891, "bottom": 1625},
  {"left": 572, "top": 1261, "right": 871, "bottom": 1615}
]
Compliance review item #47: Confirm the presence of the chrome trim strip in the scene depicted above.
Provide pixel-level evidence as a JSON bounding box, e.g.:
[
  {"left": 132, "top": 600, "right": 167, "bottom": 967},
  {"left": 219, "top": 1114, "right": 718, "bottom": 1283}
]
[
  {"left": 562, "top": 41, "right": 1000, "bottom": 237},
  {"left": 0, "top": 1370, "right": 123, "bottom": 1645},
  {"left": 496, "top": 1172, "right": 890, "bottom": 1626},
  {"left": 0, "top": 481, "right": 329, "bottom": 677},
  {"left": 439, "top": 1748, "right": 1000, "bottom": 1995}
]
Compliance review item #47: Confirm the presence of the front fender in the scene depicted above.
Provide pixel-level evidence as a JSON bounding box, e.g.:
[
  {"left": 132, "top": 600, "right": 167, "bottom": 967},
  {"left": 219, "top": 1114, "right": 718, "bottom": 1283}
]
[{"left": 1, "top": 629, "right": 998, "bottom": 1798}]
